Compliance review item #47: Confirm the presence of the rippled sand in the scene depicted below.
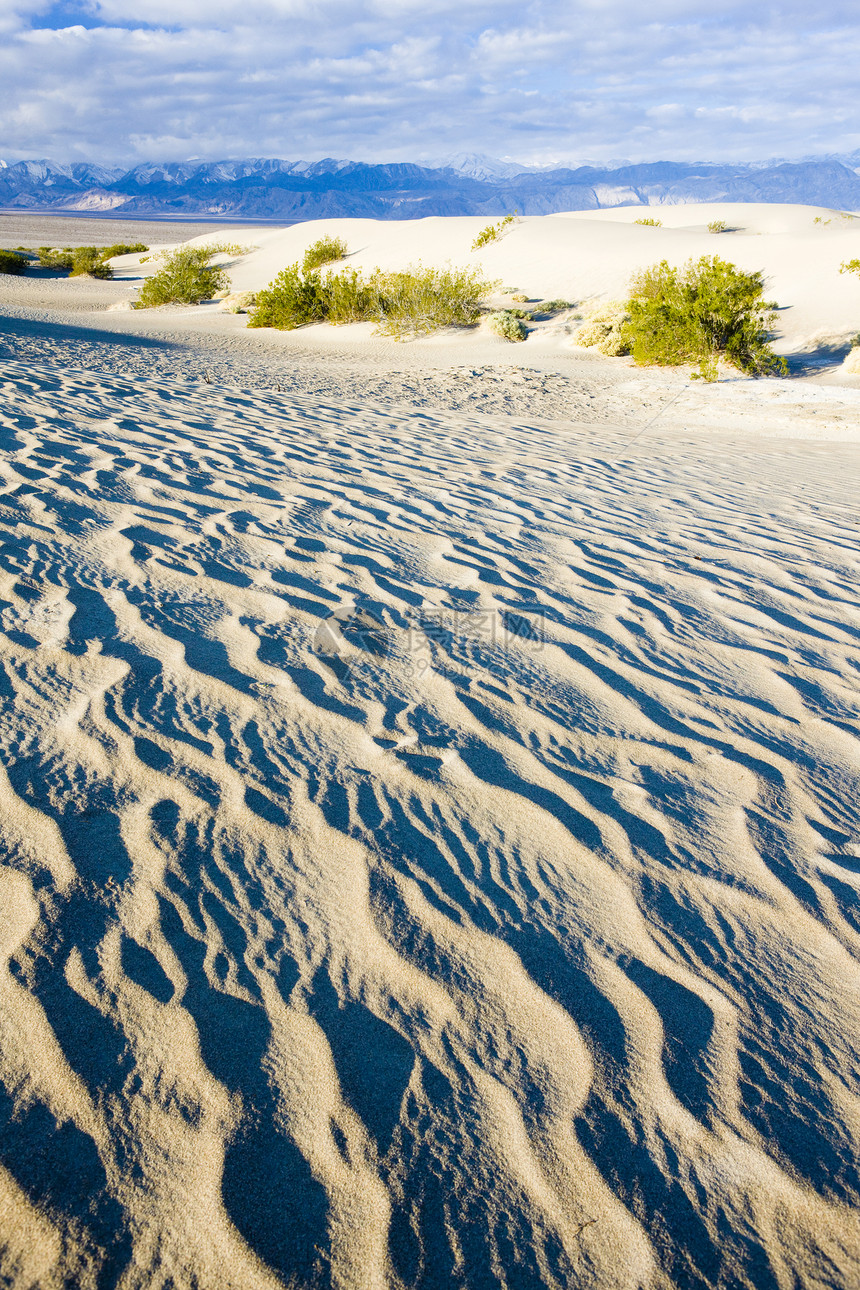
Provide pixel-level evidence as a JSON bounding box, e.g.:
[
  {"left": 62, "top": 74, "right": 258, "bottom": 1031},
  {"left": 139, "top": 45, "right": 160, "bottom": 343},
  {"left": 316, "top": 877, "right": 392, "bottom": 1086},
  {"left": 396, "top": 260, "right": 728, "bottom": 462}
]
[{"left": 0, "top": 358, "right": 858, "bottom": 1289}]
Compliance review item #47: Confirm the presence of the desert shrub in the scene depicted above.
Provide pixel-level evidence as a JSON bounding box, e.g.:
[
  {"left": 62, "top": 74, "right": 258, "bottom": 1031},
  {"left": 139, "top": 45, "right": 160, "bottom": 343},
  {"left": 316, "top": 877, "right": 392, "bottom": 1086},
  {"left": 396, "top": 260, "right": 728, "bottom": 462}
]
[
  {"left": 707, "top": 220, "right": 727, "bottom": 234},
  {"left": 471, "top": 214, "right": 515, "bottom": 251},
  {"left": 218, "top": 291, "right": 257, "bottom": 314},
  {"left": 840, "top": 259, "right": 860, "bottom": 277},
  {"left": 0, "top": 250, "right": 27, "bottom": 275},
  {"left": 248, "top": 263, "right": 326, "bottom": 328},
  {"left": 302, "top": 236, "right": 348, "bottom": 273},
  {"left": 538, "top": 299, "right": 573, "bottom": 312},
  {"left": 320, "top": 268, "right": 373, "bottom": 323},
  {"left": 100, "top": 242, "right": 148, "bottom": 259},
  {"left": 634, "top": 217, "right": 663, "bottom": 227},
  {"left": 368, "top": 263, "right": 495, "bottom": 337},
  {"left": 572, "top": 302, "right": 631, "bottom": 356},
  {"left": 510, "top": 293, "right": 529, "bottom": 302},
  {"left": 250, "top": 261, "right": 496, "bottom": 337},
  {"left": 69, "top": 247, "right": 113, "bottom": 279},
  {"left": 37, "top": 246, "right": 74, "bottom": 270},
  {"left": 622, "top": 255, "right": 787, "bottom": 379},
  {"left": 489, "top": 312, "right": 528, "bottom": 342},
  {"left": 137, "top": 246, "right": 229, "bottom": 307}
]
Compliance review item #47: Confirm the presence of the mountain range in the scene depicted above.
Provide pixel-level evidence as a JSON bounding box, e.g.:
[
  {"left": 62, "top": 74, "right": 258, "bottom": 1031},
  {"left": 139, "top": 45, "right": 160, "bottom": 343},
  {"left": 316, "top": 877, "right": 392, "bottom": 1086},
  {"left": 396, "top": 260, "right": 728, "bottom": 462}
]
[{"left": 2, "top": 152, "right": 860, "bottom": 221}]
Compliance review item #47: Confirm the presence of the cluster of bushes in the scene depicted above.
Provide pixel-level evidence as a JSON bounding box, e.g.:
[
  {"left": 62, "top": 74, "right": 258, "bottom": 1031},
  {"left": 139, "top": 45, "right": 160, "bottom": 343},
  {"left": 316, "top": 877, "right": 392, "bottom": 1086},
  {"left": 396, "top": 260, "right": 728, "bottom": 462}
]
[
  {"left": 249, "top": 261, "right": 496, "bottom": 338},
  {"left": 34, "top": 242, "right": 148, "bottom": 279},
  {"left": 573, "top": 254, "right": 787, "bottom": 379},
  {"left": 0, "top": 250, "right": 28, "bottom": 275},
  {"left": 634, "top": 217, "right": 663, "bottom": 227},
  {"left": 472, "top": 214, "right": 515, "bottom": 251}
]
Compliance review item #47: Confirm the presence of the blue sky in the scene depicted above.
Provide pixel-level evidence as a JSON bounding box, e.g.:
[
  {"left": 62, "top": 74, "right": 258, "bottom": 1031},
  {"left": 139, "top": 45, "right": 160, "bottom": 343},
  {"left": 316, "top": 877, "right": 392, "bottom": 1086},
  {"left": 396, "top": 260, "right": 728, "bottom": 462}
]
[{"left": 2, "top": 0, "right": 858, "bottom": 164}]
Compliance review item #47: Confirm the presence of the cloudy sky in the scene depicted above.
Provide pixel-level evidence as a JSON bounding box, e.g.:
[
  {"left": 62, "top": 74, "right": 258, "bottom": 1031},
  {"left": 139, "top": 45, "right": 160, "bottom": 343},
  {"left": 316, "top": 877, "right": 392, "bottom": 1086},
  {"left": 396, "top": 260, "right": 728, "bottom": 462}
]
[{"left": 1, "top": 0, "right": 858, "bottom": 165}]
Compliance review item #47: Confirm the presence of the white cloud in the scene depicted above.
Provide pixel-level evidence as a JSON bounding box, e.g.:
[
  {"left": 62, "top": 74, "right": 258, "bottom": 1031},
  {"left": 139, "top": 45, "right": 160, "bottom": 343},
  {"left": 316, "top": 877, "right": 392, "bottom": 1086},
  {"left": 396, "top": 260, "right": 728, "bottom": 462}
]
[{"left": 1, "top": 0, "right": 859, "bottom": 162}]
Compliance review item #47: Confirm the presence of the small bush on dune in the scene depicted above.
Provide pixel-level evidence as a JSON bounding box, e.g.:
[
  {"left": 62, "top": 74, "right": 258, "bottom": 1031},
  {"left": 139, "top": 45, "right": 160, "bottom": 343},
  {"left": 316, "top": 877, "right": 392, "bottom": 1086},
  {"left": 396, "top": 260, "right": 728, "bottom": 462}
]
[
  {"left": 249, "top": 263, "right": 326, "bottom": 328},
  {"left": 840, "top": 258, "right": 860, "bottom": 278},
  {"left": 0, "top": 250, "right": 28, "bottom": 275},
  {"left": 100, "top": 242, "right": 148, "bottom": 259},
  {"left": 374, "top": 264, "right": 496, "bottom": 336},
  {"left": 137, "top": 246, "right": 229, "bottom": 307},
  {"left": 471, "top": 214, "right": 515, "bottom": 251},
  {"left": 489, "top": 312, "right": 528, "bottom": 342},
  {"left": 572, "top": 302, "right": 631, "bottom": 356},
  {"left": 622, "top": 255, "right": 787, "bottom": 379},
  {"left": 707, "top": 220, "right": 727, "bottom": 234},
  {"left": 538, "top": 299, "right": 573, "bottom": 312},
  {"left": 250, "top": 261, "right": 496, "bottom": 338},
  {"left": 634, "top": 217, "right": 663, "bottom": 227},
  {"left": 68, "top": 247, "right": 113, "bottom": 279},
  {"left": 302, "top": 236, "right": 348, "bottom": 273}
]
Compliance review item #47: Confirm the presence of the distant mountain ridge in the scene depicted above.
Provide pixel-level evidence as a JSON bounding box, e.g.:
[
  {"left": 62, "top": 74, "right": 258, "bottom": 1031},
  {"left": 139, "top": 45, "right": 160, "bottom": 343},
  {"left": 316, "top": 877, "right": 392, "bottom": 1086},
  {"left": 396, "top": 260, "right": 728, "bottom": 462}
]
[{"left": 2, "top": 153, "right": 860, "bottom": 220}]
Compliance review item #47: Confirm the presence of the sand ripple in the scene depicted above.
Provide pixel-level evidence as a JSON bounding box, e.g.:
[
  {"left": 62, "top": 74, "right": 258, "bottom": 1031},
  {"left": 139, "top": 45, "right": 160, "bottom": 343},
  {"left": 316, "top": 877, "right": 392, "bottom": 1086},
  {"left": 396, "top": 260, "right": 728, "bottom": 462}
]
[{"left": 0, "top": 362, "right": 858, "bottom": 1289}]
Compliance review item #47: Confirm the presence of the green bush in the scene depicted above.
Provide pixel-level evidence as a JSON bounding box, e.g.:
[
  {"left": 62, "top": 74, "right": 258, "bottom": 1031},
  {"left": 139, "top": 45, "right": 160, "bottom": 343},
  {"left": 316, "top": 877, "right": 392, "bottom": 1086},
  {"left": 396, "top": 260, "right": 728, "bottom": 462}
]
[
  {"left": 471, "top": 214, "right": 515, "bottom": 251},
  {"left": 707, "top": 220, "right": 727, "bottom": 234},
  {"left": 538, "top": 299, "right": 573, "bottom": 312},
  {"left": 100, "top": 242, "right": 148, "bottom": 259},
  {"left": 622, "top": 255, "right": 787, "bottom": 379},
  {"left": 840, "top": 258, "right": 860, "bottom": 277},
  {"left": 634, "top": 217, "right": 663, "bottom": 227},
  {"left": 37, "top": 246, "right": 74, "bottom": 270},
  {"left": 250, "top": 261, "right": 496, "bottom": 338},
  {"left": 136, "top": 246, "right": 229, "bottom": 307},
  {"left": 68, "top": 247, "right": 113, "bottom": 279},
  {"left": 0, "top": 250, "right": 28, "bottom": 275},
  {"left": 301, "top": 236, "right": 348, "bottom": 273},
  {"left": 248, "top": 262, "right": 327, "bottom": 328},
  {"left": 489, "top": 312, "right": 528, "bottom": 342}
]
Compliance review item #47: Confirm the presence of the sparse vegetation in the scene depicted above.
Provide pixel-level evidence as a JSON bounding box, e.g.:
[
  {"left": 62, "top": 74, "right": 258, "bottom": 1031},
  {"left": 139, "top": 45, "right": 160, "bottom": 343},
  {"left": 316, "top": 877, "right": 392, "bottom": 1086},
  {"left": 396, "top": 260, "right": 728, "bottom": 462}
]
[
  {"left": 0, "top": 250, "right": 28, "bottom": 275},
  {"left": 707, "top": 220, "right": 727, "bottom": 234},
  {"left": 249, "top": 261, "right": 496, "bottom": 338},
  {"left": 510, "top": 293, "right": 529, "bottom": 302},
  {"left": 136, "top": 246, "right": 230, "bottom": 307},
  {"left": 31, "top": 241, "right": 147, "bottom": 277},
  {"left": 634, "top": 217, "right": 663, "bottom": 227},
  {"left": 301, "top": 236, "right": 348, "bottom": 273},
  {"left": 489, "top": 312, "right": 528, "bottom": 342},
  {"left": 572, "top": 302, "right": 631, "bottom": 356},
  {"left": 68, "top": 247, "right": 113, "bottom": 279},
  {"left": 840, "top": 258, "right": 860, "bottom": 278},
  {"left": 622, "top": 255, "right": 787, "bottom": 379},
  {"left": 472, "top": 214, "right": 515, "bottom": 251},
  {"left": 537, "top": 299, "right": 573, "bottom": 313},
  {"left": 99, "top": 242, "right": 148, "bottom": 259}
]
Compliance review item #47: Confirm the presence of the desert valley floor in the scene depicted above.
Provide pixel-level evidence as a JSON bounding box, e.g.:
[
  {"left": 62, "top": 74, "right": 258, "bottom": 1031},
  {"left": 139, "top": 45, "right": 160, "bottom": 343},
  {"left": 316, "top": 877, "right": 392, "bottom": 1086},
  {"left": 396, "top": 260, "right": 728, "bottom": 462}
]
[{"left": 0, "top": 209, "right": 859, "bottom": 1290}]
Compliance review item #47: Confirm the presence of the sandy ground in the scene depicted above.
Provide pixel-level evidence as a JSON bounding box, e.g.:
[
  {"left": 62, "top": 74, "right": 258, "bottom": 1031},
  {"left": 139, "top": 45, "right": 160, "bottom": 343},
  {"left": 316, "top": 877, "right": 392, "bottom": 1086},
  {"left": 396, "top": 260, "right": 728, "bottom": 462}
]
[{"left": 0, "top": 210, "right": 859, "bottom": 1289}]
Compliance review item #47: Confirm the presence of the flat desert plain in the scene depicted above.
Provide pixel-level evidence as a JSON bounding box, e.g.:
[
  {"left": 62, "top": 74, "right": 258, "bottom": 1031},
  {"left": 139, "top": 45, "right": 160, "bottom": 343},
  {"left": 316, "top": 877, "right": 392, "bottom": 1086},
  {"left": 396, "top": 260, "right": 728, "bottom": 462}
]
[{"left": 0, "top": 205, "right": 859, "bottom": 1290}]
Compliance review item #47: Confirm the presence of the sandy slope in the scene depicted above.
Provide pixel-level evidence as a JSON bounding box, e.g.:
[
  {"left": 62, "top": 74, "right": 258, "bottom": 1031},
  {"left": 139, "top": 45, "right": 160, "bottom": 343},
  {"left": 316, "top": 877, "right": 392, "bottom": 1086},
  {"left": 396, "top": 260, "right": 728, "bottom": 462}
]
[{"left": 0, "top": 355, "right": 858, "bottom": 1289}]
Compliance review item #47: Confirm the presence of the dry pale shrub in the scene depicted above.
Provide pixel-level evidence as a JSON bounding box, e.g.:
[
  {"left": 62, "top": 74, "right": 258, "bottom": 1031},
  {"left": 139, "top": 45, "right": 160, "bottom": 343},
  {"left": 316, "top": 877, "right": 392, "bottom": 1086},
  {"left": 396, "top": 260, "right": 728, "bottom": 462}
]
[
  {"left": 489, "top": 312, "right": 528, "bottom": 341},
  {"left": 571, "top": 302, "right": 631, "bottom": 355}
]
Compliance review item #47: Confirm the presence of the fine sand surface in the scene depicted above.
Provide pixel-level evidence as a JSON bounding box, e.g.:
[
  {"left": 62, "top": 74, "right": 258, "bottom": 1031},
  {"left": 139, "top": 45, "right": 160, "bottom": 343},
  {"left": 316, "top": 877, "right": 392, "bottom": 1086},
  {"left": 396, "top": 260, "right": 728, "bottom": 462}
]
[{"left": 0, "top": 209, "right": 859, "bottom": 1289}]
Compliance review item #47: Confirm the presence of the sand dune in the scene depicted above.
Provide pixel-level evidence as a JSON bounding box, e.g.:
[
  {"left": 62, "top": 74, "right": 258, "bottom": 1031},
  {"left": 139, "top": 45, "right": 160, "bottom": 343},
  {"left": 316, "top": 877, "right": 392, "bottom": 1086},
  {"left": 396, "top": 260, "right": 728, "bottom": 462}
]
[
  {"left": 146, "top": 202, "right": 860, "bottom": 357},
  {"left": 0, "top": 352, "right": 858, "bottom": 1288}
]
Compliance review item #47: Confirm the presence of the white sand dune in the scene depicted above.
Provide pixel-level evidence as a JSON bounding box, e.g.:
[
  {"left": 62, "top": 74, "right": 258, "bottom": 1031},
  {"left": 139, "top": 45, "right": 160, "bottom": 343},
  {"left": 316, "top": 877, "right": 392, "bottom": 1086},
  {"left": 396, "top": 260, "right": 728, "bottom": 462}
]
[{"left": 0, "top": 350, "right": 858, "bottom": 1289}]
